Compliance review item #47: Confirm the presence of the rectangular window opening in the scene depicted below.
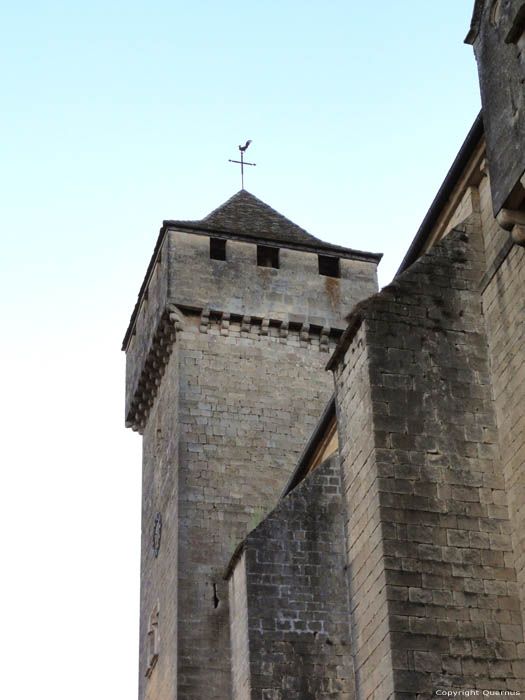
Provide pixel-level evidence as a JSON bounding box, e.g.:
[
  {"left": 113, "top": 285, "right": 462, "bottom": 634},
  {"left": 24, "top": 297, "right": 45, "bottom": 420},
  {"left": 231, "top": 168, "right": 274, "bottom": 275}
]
[
  {"left": 257, "top": 245, "right": 279, "bottom": 269},
  {"left": 318, "top": 255, "right": 340, "bottom": 278},
  {"left": 210, "top": 238, "right": 226, "bottom": 261}
]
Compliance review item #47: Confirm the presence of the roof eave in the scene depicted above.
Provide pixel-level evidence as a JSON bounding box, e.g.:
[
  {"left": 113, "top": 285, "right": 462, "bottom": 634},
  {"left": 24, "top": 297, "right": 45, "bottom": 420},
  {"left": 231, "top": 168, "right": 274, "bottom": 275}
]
[
  {"left": 121, "top": 223, "right": 169, "bottom": 351},
  {"left": 395, "top": 112, "right": 484, "bottom": 277},
  {"left": 163, "top": 220, "right": 383, "bottom": 262},
  {"left": 280, "top": 394, "right": 336, "bottom": 498}
]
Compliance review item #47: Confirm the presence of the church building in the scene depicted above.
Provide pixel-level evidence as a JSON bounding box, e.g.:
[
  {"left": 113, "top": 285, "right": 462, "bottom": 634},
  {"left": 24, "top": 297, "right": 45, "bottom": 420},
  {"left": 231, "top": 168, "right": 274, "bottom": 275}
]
[{"left": 123, "top": 2, "right": 525, "bottom": 697}]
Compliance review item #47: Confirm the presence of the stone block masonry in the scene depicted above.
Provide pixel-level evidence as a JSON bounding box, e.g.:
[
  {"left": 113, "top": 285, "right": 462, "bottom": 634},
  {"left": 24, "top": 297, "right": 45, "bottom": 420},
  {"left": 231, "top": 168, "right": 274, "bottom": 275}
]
[
  {"left": 167, "top": 229, "right": 378, "bottom": 330},
  {"left": 131, "top": 306, "right": 347, "bottom": 698},
  {"left": 227, "top": 455, "right": 356, "bottom": 700},
  {"left": 124, "top": 191, "right": 381, "bottom": 700},
  {"left": 136, "top": 312, "right": 344, "bottom": 699},
  {"left": 332, "top": 320, "right": 392, "bottom": 698},
  {"left": 138, "top": 342, "right": 181, "bottom": 700},
  {"left": 478, "top": 174, "right": 525, "bottom": 633},
  {"left": 329, "top": 223, "right": 525, "bottom": 698},
  {"left": 176, "top": 314, "right": 339, "bottom": 699},
  {"left": 124, "top": 204, "right": 380, "bottom": 433}
]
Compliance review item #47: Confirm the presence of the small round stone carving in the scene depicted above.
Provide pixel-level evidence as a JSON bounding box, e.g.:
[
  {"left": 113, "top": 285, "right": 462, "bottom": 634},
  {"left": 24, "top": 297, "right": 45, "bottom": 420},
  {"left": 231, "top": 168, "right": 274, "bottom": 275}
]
[{"left": 152, "top": 512, "right": 162, "bottom": 558}]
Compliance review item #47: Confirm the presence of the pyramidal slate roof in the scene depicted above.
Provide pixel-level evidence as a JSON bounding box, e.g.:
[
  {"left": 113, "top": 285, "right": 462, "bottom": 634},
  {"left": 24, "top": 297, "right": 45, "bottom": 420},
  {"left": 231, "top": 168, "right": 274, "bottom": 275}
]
[
  {"left": 166, "top": 190, "right": 319, "bottom": 247},
  {"left": 165, "top": 189, "right": 372, "bottom": 256}
]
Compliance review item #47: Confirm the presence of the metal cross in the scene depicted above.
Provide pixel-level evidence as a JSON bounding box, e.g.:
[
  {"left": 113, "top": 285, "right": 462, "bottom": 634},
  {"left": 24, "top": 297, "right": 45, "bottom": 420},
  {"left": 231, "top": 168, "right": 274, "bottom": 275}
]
[{"left": 229, "top": 140, "right": 256, "bottom": 189}]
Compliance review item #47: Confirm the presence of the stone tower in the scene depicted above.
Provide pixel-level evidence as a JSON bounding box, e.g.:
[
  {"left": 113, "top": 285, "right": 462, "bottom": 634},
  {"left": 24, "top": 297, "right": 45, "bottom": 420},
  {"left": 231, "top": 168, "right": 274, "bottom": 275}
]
[{"left": 122, "top": 190, "right": 381, "bottom": 699}]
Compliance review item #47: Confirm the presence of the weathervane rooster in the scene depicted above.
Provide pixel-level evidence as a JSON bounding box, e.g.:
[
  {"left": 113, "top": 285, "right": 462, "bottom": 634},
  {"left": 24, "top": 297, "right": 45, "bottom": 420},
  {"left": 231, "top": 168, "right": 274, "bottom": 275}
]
[{"left": 229, "top": 140, "right": 256, "bottom": 189}]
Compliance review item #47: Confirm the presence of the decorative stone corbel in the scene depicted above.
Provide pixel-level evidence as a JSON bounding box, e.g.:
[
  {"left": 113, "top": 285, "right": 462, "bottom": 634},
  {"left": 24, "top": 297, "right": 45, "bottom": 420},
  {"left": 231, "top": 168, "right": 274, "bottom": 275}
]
[
  {"left": 320, "top": 326, "right": 330, "bottom": 353},
  {"left": 220, "top": 312, "right": 230, "bottom": 336},
  {"left": 127, "top": 306, "right": 185, "bottom": 433},
  {"left": 199, "top": 308, "right": 210, "bottom": 334},
  {"left": 300, "top": 322, "right": 310, "bottom": 343},
  {"left": 167, "top": 304, "right": 185, "bottom": 332},
  {"left": 496, "top": 208, "right": 525, "bottom": 246}
]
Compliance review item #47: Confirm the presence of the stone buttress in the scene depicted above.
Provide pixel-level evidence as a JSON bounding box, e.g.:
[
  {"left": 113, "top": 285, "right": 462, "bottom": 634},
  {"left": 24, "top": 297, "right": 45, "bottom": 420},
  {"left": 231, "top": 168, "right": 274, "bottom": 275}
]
[
  {"left": 226, "top": 454, "right": 356, "bottom": 700},
  {"left": 328, "top": 221, "right": 525, "bottom": 698}
]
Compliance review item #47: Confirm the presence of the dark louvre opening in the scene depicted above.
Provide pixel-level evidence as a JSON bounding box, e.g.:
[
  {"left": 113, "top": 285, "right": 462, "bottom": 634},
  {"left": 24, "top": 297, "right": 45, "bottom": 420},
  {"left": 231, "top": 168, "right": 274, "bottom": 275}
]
[
  {"left": 210, "top": 238, "right": 226, "bottom": 261},
  {"left": 257, "top": 245, "right": 279, "bottom": 269},
  {"left": 318, "top": 255, "right": 340, "bottom": 278}
]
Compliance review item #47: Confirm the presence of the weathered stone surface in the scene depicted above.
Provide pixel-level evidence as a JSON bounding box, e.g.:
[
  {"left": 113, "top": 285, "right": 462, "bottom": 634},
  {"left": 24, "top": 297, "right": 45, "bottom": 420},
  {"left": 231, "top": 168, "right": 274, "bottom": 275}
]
[
  {"left": 227, "top": 455, "right": 356, "bottom": 700},
  {"left": 125, "top": 193, "right": 381, "bottom": 700},
  {"left": 125, "top": 18, "right": 525, "bottom": 691},
  {"left": 330, "top": 223, "right": 525, "bottom": 696},
  {"left": 124, "top": 204, "right": 380, "bottom": 428},
  {"left": 166, "top": 229, "right": 377, "bottom": 331},
  {"left": 138, "top": 343, "right": 180, "bottom": 700},
  {"left": 175, "top": 317, "right": 340, "bottom": 699},
  {"left": 466, "top": 0, "right": 525, "bottom": 214},
  {"left": 478, "top": 172, "right": 525, "bottom": 633}
]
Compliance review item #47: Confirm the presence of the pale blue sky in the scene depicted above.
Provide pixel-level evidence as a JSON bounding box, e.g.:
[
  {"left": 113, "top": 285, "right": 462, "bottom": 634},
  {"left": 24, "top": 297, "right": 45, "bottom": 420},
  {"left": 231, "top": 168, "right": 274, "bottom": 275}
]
[{"left": 1, "top": 2, "right": 480, "bottom": 697}]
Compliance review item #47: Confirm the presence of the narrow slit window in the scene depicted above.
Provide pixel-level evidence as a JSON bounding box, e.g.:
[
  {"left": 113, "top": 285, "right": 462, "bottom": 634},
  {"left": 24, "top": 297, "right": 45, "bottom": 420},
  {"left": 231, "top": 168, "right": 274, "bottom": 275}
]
[
  {"left": 318, "top": 255, "right": 340, "bottom": 278},
  {"left": 210, "top": 238, "right": 226, "bottom": 261},
  {"left": 257, "top": 245, "right": 279, "bottom": 269}
]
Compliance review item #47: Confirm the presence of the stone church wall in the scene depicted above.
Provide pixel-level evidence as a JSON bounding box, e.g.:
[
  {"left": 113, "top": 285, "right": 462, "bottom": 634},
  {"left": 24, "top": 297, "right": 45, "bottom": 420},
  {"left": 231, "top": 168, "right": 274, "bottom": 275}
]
[
  {"left": 230, "top": 550, "right": 252, "bottom": 700},
  {"left": 330, "top": 223, "right": 524, "bottom": 696},
  {"left": 126, "top": 206, "right": 381, "bottom": 699},
  {"left": 167, "top": 229, "right": 378, "bottom": 331},
  {"left": 125, "top": 235, "right": 170, "bottom": 423},
  {"left": 138, "top": 342, "right": 181, "bottom": 700},
  {"left": 135, "top": 312, "right": 346, "bottom": 699},
  {"left": 174, "top": 314, "right": 340, "bottom": 699},
  {"left": 478, "top": 174, "right": 525, "bottom": 631},
  {"left": 227, "top": 454, "right": 356, "bottom": 700},
  {"left": 332, "top": 319, "right": 394, "bottom": 698}
]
